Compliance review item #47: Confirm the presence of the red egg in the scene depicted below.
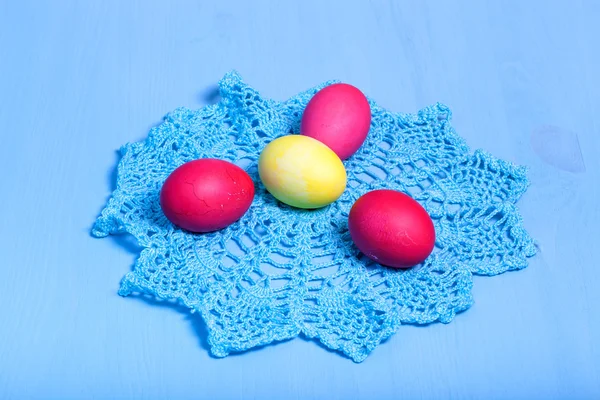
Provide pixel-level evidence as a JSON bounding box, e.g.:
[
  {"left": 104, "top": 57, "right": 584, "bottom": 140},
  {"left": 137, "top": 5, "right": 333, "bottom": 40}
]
[
  {"left": 160, "top": 159, "right": 255, "bottom": 233},
  {"left": 300, "top": 83, "right": 371, "bottom": 160},
  {"left": 348, "top": 190, "right": 435, "bottom": 269}
]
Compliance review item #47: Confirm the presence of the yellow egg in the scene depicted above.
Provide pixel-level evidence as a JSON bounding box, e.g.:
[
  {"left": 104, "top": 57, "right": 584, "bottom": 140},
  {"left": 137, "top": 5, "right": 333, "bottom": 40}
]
[{"left": 258, "top": 135, "right": 347, "bottom": 209}]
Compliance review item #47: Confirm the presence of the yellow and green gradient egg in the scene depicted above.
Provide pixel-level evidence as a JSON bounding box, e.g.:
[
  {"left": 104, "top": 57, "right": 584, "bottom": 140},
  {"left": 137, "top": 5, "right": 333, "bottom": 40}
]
[{"left": 258, "top": 135, "right": 346, "bottom": 209}]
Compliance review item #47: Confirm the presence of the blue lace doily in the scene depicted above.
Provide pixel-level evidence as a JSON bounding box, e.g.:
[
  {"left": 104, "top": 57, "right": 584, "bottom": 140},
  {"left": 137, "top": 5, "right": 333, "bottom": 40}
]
[{"left": 92, "top": 71, "right": 536, "bottom": 362}]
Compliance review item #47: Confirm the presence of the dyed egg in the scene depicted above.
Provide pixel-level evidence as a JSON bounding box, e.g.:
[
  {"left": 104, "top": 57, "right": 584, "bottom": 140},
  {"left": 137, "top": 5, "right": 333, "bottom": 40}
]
[
  {"left": 348, "top": 190, "right": 435, "bottom": 269},
  {"left": 258, "top": 135, "right": 346, "bottom": 209},
  {"left": 160, "top": 158, "right": 255, "bottom": 233},
  {"left": 301, "top": 83, "right": 371, "bottom": 160}
]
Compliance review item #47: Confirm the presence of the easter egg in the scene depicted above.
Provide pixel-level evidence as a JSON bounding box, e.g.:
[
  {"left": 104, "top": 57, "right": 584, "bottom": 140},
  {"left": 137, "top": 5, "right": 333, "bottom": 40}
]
[
  {"left": 258, "top": 135, "right": 346, "bottom": 209},
  {"left": 348, "top": 190, "right": 435, "bottom": 269},
  {"left": 160, "top": 158, "right": 255, "bottom": 233},
  {"left": 300, "top": 83, "right": 371, "bottom": 160}
]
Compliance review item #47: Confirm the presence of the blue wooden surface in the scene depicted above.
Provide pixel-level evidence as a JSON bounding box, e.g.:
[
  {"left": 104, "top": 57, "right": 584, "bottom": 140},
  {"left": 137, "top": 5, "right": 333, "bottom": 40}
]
[{"left": 1, "top": 1, "right": 599, "bottom": 399}]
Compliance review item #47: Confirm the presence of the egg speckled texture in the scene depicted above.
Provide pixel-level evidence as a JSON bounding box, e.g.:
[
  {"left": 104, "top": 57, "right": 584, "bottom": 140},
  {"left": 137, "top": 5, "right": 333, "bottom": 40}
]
[
  {"left": 348, "top": 189, "right": 435, "bottom": 268},
  {"left": 160, "top": 158, "right": 255, "bottom": 233},
  {"left": 258, "top": 135, "right": 347, "bottom": 209},
  {"left": 301, "top": 83, "right": 371, "bottom": 160}
]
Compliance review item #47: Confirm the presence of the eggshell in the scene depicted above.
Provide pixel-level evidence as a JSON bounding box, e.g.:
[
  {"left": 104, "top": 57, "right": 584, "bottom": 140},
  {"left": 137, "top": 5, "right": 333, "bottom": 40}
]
[
  {"left": 160, "top": 158, "right": 255, "bottom": 233},
  {"left": 348, "top": 190, "right": 435, "bottom": 268},
  {"left": 258, "top": 135, "right": 346, "bottom": 209},
  {"left": 301, "top": 83, "right": 371, "bottom": 160}
]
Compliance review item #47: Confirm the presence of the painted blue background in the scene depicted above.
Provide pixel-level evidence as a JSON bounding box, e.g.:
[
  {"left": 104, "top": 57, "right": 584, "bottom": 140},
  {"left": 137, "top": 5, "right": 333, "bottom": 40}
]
[{"left": 1, "top": 1, "right": 599, "bottom": 399}]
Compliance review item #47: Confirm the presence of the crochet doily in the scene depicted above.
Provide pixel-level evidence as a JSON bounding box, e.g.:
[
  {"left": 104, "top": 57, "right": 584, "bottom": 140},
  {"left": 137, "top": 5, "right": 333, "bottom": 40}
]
[{"left": 93, "top": 71, "right": 536, "bottom": 362}]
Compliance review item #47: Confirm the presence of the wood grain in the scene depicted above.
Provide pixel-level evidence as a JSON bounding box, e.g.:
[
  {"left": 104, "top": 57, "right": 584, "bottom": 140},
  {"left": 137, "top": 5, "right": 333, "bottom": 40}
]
[{"left": 1, "top": 0, "right": 598, "bottom": 398}]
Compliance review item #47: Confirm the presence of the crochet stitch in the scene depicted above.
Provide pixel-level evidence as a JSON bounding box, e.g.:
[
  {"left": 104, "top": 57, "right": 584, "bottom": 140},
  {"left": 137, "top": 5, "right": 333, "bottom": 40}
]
[{"left": 93, "top": 71, "right": 536, "bottom": 362}]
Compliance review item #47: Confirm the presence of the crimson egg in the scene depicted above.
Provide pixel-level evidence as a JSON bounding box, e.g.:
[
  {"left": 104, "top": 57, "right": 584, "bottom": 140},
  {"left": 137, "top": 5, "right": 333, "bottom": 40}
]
[
  {"left": 348, "top": 189, "right": 435, "bottom": 268},
  {"left": 160, "top": 158, "right": 255, "bottom": 233}
]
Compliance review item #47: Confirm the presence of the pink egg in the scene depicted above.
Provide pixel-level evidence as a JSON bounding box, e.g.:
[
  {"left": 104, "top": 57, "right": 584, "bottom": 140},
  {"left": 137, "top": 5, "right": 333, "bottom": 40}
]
[
  {"left": 160, "top": 159, "right": 255, "bottom": 233},
  {"left": 300, "top": 83, "right": 371, "bottom": 160},
  {"left": 348, "top": 190, "right": 435, "bottom": 269}
]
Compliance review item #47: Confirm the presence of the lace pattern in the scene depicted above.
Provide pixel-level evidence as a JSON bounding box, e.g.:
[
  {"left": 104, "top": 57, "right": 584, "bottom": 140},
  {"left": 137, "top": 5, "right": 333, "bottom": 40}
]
[{"left": 93, "top": 71, "right": 536, "bottom": 362}]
